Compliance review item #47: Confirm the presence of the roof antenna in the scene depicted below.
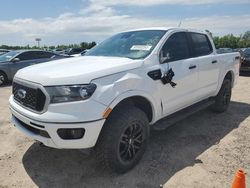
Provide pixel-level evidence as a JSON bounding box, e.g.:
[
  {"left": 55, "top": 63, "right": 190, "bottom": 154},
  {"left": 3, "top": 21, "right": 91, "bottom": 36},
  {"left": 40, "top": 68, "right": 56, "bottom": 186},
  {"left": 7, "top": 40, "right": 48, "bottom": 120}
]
[{"left": 178, "top": 21, "right": 182, "bottom": 27}]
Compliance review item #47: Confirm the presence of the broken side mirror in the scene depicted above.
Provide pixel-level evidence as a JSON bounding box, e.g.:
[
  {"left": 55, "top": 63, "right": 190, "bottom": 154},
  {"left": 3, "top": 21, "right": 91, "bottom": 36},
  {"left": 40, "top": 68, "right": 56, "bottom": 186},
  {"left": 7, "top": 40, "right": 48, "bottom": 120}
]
[{"left": 160, "top": 51, "right": 171, "bottom": 64}]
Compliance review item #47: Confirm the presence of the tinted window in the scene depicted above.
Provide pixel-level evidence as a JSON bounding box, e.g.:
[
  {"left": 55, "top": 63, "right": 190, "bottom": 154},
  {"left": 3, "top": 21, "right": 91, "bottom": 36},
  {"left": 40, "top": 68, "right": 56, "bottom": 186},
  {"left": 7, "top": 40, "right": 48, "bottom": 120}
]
[
  {"left": 35, "top": 51, "right": 55, "bottom": 59},
  {"left": 190, "top": 33, "right": 213, "bottom": 56},
  {"left": 161, "top": 32, "right": 190, "bottom": 62},
  {"left": 17, "top": 52, "right": 36, "bottom": 61},
  {"left": 17, "top": 51, "right": 55, "bottom": 60}
]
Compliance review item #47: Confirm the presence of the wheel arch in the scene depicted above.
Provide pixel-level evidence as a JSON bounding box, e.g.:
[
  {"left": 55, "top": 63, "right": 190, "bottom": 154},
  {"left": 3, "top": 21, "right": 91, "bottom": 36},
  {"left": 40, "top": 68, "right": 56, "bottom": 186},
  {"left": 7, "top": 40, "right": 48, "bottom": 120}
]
[
  {"left": 224, "top": 70, "right": 234, "bottom": 87},
  {"left": 214, "top": 69, "right": 236, "bottom": 97},
  {"left": 0, "top": 70, "right": 9, "bottom": 83},
  {"left": 106, "top": 91, "right": 160, "bottom": 124},
  {"left": 0, "top": 70, "right": 7, "bottom": 77}
]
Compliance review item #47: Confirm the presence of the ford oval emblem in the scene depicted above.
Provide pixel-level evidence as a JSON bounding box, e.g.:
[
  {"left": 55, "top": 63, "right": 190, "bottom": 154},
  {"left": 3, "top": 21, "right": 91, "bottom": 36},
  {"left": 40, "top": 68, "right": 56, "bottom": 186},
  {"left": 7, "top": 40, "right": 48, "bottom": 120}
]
[{"left": 17, "top": 89, "right": 27, "bottom": 99}]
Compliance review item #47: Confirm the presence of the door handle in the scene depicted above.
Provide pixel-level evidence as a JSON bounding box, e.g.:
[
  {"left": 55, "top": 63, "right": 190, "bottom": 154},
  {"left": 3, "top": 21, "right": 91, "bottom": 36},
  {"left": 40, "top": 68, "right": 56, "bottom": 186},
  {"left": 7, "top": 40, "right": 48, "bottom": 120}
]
[
  {"left": 189, "top": 65, "right": 197, "bottom": 69},
  {"left": 212, "top": 60, "right": 218, "bottom": 64}
]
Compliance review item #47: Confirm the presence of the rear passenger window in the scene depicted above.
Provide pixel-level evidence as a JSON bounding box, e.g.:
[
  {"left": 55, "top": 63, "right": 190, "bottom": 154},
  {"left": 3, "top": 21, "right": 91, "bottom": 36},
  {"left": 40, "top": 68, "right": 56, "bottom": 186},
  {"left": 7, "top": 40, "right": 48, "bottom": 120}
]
[
  {"left": 190, "top": 33, "right": 213, "bottom": 56},
  {"left": 161, "top": 32, "right": 190, "bottom": 62},
  {"left": 35, "top": 51, "right": 54, "bottom": 59}
]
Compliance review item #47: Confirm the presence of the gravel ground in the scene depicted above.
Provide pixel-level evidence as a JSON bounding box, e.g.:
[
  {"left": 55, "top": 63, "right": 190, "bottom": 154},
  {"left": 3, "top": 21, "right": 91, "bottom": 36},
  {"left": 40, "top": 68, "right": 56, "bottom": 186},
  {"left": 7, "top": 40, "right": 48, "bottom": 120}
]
[{"left": 0, "top": 75, "right": 249, "bottom": 188}]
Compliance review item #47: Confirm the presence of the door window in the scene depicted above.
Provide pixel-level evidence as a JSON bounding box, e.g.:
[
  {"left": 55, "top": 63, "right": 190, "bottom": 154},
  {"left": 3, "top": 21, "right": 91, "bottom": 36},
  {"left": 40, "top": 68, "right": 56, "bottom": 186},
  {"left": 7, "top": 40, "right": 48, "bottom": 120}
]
[
  {"left": 35, "top": 51, "right": 55, "bottom": 59},
  {"left": 161, "top": 32, "right": 191, "bottom": 63},
  {"left": 16, "top": 51, "right": 55, "bottom": 61},
  {"left": 190, "top": 33, "right": 213, "bottom": 57},
  {"left": 16, "top": 52, "right": 37, "bottom": 61}
]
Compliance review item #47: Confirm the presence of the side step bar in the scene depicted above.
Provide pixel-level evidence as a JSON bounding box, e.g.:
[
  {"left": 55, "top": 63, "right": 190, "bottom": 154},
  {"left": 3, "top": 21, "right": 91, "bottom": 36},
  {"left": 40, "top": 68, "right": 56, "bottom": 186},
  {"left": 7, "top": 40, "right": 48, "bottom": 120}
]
[{"left": 152, "top": 98, "right": 215, "bottom": 131}]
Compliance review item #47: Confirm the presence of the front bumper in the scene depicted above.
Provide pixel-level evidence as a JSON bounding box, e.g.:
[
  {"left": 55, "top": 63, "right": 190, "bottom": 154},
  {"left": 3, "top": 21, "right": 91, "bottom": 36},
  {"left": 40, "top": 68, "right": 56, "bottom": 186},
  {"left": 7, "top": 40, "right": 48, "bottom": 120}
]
[
  {"left": 9, "top": 96, "right": 106, "bottom": 149},
  {"left": 240, "top": 61, "right": 250, "bottom": 72},
  {"left": 240, "top": 66, "right": 250, "bottom": 72}
]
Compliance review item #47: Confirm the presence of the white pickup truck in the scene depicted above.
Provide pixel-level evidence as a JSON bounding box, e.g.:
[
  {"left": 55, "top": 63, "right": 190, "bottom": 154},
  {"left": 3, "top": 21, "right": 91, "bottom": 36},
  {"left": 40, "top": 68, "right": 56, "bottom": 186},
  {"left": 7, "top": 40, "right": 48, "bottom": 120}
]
[{"left": 9, "top": 28, "right": 240, "bottom": 173}]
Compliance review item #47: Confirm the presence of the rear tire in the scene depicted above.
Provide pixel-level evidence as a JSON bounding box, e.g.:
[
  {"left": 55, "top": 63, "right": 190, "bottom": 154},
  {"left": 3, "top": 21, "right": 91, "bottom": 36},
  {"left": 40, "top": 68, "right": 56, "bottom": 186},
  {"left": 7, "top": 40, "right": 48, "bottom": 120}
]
[
  {"left": 0, "top": 71, "right": 7, "bottom": 86},
  {"left": 95, "top": 106, "right": 149, "bottom": 173},
  {"left": 211, "top": 79, "right": 232, "bottom": 113}
]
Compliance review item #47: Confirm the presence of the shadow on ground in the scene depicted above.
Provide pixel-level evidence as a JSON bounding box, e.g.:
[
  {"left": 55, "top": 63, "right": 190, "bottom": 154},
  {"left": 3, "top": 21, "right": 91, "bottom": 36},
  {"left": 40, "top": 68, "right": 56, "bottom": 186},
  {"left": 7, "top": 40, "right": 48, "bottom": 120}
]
[{"left": 22, "top": 101, "right": 250, "bottom": 188}]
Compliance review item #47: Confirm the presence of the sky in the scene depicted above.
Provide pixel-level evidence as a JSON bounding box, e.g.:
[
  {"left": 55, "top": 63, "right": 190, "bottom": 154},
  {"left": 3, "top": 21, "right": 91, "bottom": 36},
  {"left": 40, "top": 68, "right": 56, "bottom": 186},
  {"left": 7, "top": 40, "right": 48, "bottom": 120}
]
[{"left": 0, "top": 0, "right": 250, "bottom": 46}]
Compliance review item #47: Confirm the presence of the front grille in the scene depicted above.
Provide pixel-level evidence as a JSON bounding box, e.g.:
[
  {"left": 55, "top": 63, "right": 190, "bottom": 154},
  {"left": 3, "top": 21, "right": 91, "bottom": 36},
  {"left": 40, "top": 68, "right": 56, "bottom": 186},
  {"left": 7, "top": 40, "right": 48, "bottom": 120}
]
[{"left": 13, "top": 82, "right": 46, "bottom": 112}]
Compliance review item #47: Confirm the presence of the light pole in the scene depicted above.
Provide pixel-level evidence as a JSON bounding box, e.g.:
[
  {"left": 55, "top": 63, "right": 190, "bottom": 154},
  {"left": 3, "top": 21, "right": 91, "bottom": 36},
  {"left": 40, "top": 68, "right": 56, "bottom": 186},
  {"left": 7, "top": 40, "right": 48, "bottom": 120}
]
[{"left": 35, "top": 38, "right": 41, "bottom": 48}]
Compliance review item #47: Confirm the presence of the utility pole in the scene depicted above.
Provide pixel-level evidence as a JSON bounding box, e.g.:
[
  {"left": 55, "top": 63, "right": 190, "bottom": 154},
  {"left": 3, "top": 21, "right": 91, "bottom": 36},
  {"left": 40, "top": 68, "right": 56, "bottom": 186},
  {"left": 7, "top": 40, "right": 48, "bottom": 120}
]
[
  {"left": 178, "top": 21, "right": 182, "bottom": 27},
  {"left": 35, "top": 38, "right": 41, "bottom": 48}
]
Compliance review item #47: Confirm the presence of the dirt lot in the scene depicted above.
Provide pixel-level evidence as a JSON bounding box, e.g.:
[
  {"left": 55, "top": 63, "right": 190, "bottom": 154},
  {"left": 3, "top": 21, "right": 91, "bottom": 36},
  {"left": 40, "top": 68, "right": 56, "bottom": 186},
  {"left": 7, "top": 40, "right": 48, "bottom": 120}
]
[{"left": 0, "top": 75, "right": 249, "bottom": 188}]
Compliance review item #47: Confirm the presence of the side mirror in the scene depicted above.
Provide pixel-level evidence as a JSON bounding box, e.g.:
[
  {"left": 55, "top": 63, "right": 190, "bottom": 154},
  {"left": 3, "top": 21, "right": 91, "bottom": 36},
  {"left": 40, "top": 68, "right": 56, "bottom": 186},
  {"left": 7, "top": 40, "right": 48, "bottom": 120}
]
[
  {"left": 11, "top": 58, "right": 20, "bottom": 63},
  {"left": 160, "top": 51, "right": 171, "bottom": 64}
]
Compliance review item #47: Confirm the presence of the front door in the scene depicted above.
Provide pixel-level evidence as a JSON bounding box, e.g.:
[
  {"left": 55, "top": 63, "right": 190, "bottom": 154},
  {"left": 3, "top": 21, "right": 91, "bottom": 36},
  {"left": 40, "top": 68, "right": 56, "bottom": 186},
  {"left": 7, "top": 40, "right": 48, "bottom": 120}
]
[{"left": 159, "top": 32, "right": 199, "bottom": 116}]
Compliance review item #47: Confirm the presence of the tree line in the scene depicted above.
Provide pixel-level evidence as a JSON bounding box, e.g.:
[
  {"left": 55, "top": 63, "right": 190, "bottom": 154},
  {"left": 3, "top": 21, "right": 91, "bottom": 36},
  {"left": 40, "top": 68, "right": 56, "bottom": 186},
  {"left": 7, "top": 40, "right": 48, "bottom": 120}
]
[
  {"left": 0, "top": 41, "right": 97, "bottom": 50},
  {"left": 209, "top": 31, "right": 250, "bottom": 49},
  {"left": 1, "top": 31, "right": 250, "bottom": 50}
]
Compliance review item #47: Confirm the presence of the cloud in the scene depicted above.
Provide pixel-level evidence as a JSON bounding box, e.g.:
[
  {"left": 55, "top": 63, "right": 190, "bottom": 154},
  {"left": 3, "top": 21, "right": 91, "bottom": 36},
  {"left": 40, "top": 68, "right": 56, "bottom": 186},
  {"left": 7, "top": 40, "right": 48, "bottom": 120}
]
[
  {"left": 89, "top": 0, "right": 250, "bottom": 6},
  {"left": 0, "top": 0, "right": 249, "bottom": 45},
  {"left": 79, "top": 4, "right": 116, "bottom": 16}
]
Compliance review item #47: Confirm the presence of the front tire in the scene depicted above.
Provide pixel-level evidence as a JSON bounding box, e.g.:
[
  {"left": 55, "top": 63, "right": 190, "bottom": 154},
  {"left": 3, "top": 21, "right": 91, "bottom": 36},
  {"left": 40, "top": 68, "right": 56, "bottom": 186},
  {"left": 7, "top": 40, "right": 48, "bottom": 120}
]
[
  {"left": 95, "top": 106, "right": 149, "bottom": 173},
  {"left": 211, "top": 79, "right": 232, "bottom": 113}
]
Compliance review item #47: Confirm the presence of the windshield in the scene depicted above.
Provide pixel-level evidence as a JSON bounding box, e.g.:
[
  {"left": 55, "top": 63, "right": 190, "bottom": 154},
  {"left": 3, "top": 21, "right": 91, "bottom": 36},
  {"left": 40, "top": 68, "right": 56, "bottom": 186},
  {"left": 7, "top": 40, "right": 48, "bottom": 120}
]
[
  {"left": 85, "top": 30, "right": 166, "bottom": 59},
  {"left": 243, "top": 48, "right": 250, "bottom": 56},
  {"left": 0, "top": 51, "right": 20, "bottom": 62}
]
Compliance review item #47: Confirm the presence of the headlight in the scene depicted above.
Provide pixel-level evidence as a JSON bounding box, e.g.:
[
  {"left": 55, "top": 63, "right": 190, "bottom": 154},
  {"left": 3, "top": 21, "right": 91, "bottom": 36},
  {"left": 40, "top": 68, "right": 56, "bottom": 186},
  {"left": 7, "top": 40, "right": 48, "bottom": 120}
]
[{"left": 45, "top": 84, "right": 97, "bottom": 104}]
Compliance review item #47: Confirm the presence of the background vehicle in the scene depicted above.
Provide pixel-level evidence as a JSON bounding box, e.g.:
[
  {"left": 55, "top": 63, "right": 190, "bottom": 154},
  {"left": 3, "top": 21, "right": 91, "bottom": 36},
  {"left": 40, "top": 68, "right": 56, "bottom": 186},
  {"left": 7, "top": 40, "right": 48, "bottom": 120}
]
[
  {"left": 0, "top": 50, "right": 66, "bottom": 86},
  {"left": 65, "top": 48, "right": 84, "bottom": 56},
  {"left": 0, "top": 49, "right": 10, "bottom": 55},
  {"left": 52, "top": 49, "right": 65, "bottom": 55},
  {"left": 216, "top": 48, "right": 233, "bottom": 54},
  {"left": 9, "top": 28, "right": 240, "bottom": 173},
  {"left": 80, "top": 49, "right": 89, "bottom": 56},
  {"left": 240, "top": 48, "right": 250, "bottom": 72}
]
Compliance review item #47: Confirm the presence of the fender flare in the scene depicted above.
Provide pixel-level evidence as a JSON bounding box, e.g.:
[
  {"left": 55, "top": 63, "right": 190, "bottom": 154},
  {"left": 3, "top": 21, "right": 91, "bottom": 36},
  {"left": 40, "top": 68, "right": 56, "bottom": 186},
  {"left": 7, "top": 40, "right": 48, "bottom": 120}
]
[
  {"left": 216, "top": 69, "right": 235, "bottom": 95},
  {"left": 107, "top": 90, "right": 161, "bottom": 124}
]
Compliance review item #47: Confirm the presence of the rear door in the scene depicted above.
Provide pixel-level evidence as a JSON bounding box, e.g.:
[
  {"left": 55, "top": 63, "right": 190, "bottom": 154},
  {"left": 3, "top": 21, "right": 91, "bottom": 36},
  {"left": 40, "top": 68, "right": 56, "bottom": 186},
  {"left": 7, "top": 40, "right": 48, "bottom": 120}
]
[
  {"left": 159, "top": 32, "right": 199, "bottom": 116},
  {"left": 188, "top": 32, "right": 220, "bottom": 98}
]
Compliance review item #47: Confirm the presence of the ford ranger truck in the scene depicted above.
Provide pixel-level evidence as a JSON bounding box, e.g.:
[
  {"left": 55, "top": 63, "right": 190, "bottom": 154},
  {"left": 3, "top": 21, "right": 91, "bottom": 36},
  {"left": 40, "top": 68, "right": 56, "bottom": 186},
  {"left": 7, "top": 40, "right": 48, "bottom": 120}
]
[{"left": 9, "top": 28, "right": 240, "bottom": 173}]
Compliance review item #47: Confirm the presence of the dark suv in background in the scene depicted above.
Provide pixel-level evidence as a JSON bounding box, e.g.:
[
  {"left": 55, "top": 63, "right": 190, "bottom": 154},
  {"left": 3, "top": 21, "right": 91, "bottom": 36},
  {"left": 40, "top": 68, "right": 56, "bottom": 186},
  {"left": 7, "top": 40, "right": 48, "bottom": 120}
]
[
  {"left": 240, "top": 48, "right": 250, "bottom": 73},
  {"left": 0, "top": 50, "right": 66, "bottom": 86}
]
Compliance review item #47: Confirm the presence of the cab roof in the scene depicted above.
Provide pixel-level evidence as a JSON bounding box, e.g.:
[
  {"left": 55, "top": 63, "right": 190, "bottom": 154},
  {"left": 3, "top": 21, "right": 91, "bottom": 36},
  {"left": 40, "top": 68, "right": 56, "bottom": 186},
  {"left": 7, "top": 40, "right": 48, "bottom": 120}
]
[{"left": 123, "top": 27, "right": 207, "bottom": 35}]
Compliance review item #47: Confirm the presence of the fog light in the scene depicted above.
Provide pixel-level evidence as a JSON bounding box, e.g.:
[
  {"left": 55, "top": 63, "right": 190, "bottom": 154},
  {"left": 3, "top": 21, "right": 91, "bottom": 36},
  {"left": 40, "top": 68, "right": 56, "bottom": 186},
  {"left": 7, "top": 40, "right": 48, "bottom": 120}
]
[{"left": 57, "top": 128, "right": 85, "bottom": 140}]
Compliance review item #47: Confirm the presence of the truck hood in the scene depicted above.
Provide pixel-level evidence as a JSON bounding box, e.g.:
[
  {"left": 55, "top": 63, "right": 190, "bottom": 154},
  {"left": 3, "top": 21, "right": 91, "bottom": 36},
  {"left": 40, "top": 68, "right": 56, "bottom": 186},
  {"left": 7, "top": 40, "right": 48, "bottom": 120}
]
[{"left": 15, "top": 56, "right": 143, "bottom": 86}]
